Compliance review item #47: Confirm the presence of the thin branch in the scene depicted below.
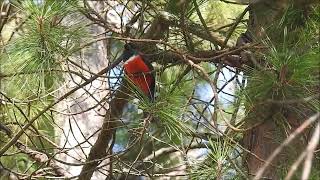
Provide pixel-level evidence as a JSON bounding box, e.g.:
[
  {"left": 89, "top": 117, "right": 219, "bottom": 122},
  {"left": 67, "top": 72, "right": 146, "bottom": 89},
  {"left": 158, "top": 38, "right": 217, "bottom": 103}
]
[
  {"left": 15, "top": 141, "right": 71, "bottom": 177},
  {"left": 192, "top": 0, "right": 220, "bottom": 48},
  {"left": 144, "top": 142, "right": 207, "bottom": 162},
  {"left": 253, "top": 113, "right": 320, "bottom": 180},
  {"left": 301, "top": 121, "right": 320, "bottom": 180},
  {"left": 0, "top": 55, "right": 124, "bottom": 156},
  {"left": 285, "top": 148, "right": 308, "bottom": 180},
  {"left": 222, "top": 6, "right": 249, "bottom": 48}
]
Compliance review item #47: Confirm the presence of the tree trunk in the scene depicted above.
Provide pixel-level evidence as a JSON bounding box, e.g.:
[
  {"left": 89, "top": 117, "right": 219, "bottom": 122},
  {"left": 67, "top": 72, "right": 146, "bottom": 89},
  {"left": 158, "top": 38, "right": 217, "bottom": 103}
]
[
  {"left": 56, "top": 2, "right": 109, "bottom": 179},
  {"left": 242, "top": 0, "right": 316, "bottom": 179}
]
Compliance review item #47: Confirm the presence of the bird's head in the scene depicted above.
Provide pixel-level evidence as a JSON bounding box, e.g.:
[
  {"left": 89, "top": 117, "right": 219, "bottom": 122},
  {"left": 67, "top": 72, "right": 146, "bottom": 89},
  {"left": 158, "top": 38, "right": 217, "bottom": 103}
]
[{"left": 121, "top": 43, "right": 139, "bottom": 62}]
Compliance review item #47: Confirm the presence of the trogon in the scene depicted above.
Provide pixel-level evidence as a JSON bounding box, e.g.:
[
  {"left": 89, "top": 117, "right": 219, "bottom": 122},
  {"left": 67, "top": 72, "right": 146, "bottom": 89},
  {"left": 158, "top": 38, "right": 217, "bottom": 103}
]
[{"left": 121, "top": 43, "right": 155, "bottom": 101}]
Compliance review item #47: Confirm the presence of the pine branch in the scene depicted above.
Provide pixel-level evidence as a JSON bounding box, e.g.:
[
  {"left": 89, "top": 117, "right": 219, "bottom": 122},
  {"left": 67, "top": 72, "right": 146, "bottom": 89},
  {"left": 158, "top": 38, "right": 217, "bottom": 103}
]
[{"left": 15, "top": 141, "right": 70, "bottom": 177}]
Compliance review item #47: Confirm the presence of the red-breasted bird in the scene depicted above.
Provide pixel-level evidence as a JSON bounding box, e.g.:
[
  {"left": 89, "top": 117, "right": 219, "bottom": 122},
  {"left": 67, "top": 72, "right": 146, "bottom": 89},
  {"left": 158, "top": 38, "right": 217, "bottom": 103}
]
[{"left": 121, "top": 43, "right": 155, "bottom": 101}]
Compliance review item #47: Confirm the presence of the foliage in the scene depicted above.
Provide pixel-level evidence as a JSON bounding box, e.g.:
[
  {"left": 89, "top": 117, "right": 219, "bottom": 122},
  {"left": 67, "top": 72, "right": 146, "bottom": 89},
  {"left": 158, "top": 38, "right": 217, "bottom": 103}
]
[
  {"left": 245, "top": 5, "right": 320, "bottom": 115},
  {"left": 190, "top": 138, "right": 238, "bottom": 180},
  {"left": 0, "top": 0, "right": 318, "bottom": 179},
  {"left": 243, "top": 4, "right": 320, "bottom": 177},
  {"left": 2, "top": 0, "right": 84, "bottom": 98},
  {"left": 0, "top": 0, "right": 86, "bottom": 177}
]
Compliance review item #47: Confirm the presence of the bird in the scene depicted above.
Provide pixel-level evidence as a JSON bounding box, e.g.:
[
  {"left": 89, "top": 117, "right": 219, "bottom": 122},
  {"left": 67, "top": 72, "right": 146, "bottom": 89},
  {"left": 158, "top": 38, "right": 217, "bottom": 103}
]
[{"left": 121, "top": 43, "right": 155, "bottom": 101}]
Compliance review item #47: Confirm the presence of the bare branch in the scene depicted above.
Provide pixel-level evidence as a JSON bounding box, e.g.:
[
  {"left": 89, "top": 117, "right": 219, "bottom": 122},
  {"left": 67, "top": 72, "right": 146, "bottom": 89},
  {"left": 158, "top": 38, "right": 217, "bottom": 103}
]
[{"left": 253, "top": 113, "right": 320, "bottom": 180}]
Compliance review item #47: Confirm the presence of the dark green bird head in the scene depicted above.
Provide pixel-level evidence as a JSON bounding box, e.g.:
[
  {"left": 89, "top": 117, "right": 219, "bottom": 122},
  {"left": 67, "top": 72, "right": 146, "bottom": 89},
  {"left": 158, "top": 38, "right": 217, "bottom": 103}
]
[{"left": 122, "top": 43, "right": 138, "bottom": 62}]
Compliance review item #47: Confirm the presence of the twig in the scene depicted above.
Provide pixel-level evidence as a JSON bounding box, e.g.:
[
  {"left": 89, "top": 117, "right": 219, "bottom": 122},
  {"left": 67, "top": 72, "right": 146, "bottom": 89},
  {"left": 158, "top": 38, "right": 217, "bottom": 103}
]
[
  {"left": 0, "top": 1, "right": 12, "bottom": 33},
  {"left": 285, "top": 148, "right": 307, "bottom": 180},
  {"left": 143, "top": 142, "right": 207, "bottom": 162},
  {"left": 222, "top": 7, "right": 249, "bottom": 48},
  {"left": 15, "top": 141, "right": 70, "bottom": 177},
  {"left": 284, "top": 122, "right": 320, "bottom": 180},
  {"left": 0, "top": 55, "right": 124, "bottom": 156},
  {"left": 301, "top": 121, "right": 320, "bottom": 180},
  {"left": 253, "top": 113, "right": 320, "bottom": 180},
  {"left": 192, "top": 0, "right": 220, "bottom": 48}
]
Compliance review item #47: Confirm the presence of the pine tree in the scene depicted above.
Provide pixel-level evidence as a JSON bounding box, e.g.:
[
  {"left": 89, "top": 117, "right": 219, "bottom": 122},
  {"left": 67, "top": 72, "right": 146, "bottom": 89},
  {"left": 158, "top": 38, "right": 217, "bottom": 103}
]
[{"left": 0, "top": 0, "right": 318, "bottom": 179}]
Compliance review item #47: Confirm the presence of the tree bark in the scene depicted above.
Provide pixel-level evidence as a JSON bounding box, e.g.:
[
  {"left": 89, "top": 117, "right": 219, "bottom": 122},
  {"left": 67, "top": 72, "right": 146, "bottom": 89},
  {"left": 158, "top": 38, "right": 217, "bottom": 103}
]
[{"left": 242, "top": 0, "right": 317, "bottom": 179}]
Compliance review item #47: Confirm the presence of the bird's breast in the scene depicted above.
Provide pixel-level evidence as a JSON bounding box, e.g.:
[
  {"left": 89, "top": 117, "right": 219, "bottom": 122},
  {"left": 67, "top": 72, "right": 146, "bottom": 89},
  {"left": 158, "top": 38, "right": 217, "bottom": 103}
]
[
  {"left": 123, "top": 55, "right": 154, "bottom": 99},
  {"left": 124, "top": 55, "right": 151, "bottom": 73}
]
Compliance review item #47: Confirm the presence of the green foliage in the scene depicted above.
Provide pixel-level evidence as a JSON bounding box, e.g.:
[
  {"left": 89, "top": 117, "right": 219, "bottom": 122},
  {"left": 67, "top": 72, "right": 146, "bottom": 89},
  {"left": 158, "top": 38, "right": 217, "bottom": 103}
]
[
  {"left": 1, "top": 153, "right": 38, "bottom": 176},
  {"left": 243, "top": 5, "right": 319, "bottom": 177},
  {"left": 190, "top": 138, "right": 237, "bottom": 180},
  {"left": 163, "top": 0, "right": 247, "bottom": 50},
  {"left": 136, "top": 65, "right": 195, "bottom": 144},
  {"left": 0, "top": 0, "right": 87, "bottom": 176},
  {"left": 0, "top": 0, "right": 317, "bottom": 179},
  {"left": 245, "top": 6, "right": 320, "bottom": 114},
  {"left": 205, "top": 2, "right": 246, "bottom": 26},
  {"left": 204, "top": 1, "right": 247, "bottom": 39},
  {"left": 165, "top": 0, "right": 207, "bottom": 18},
  {"left": 2, "top": 0, "right": 85, "bottom": 98}
]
